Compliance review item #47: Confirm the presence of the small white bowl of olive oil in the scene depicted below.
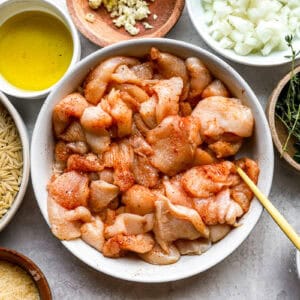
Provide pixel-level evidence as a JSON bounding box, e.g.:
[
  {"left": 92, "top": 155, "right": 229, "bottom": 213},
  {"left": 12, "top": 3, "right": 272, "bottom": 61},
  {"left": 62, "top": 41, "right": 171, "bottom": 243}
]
[{"left": 0, "top": 0, "right": 81, "bottom": 99}]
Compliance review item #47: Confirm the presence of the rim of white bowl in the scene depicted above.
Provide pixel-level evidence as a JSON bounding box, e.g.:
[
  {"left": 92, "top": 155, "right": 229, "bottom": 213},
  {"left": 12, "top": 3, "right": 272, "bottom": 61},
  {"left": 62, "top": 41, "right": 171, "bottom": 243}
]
[
  {"left": 296, "top": 251, "right": 300, "bottom": 278},
  {"left": 0, "top": 0, "right": 81, "bottom": 99},
  {"left": 31, "top": 38, "right": 274, "bottom": 282},
  {"left": 186, "top": 0, "right": 298, "bottom": 67},
  {"left": 0, "top": 91, "right": 30, "bottom": 232}
]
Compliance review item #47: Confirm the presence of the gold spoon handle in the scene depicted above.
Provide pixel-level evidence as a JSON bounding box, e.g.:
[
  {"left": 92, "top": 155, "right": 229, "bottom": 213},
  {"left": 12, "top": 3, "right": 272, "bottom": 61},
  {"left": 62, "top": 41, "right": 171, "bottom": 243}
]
[{"left": 237, "top": 167, "right": 300, "bottom": 250}]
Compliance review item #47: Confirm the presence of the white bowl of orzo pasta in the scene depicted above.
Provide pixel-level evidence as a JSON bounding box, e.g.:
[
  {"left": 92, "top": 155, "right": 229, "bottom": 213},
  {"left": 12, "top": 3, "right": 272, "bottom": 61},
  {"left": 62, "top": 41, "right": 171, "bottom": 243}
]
[{"left": 0, "top": 91, "right": 30, "bottom": 232}]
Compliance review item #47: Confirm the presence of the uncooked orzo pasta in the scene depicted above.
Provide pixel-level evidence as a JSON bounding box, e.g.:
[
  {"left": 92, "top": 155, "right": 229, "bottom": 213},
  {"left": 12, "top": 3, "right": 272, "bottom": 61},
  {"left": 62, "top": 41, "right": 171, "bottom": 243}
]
[{"left": 0, "top": 104, "right": 23, "bottom": 219}]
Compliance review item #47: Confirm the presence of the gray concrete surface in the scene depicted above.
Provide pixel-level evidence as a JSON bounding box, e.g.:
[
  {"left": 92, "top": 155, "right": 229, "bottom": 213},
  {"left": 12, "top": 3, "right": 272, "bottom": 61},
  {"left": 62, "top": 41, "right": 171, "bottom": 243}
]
[{"left": 0, "top": 2, "right": 299, "bottom": 299}]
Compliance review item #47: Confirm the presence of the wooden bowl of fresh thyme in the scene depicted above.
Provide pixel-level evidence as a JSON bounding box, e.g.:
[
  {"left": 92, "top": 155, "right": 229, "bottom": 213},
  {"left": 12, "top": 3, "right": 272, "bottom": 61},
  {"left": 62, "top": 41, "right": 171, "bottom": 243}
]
[{"left": 267, "top": 64, "right": 300, "bottom": 172}]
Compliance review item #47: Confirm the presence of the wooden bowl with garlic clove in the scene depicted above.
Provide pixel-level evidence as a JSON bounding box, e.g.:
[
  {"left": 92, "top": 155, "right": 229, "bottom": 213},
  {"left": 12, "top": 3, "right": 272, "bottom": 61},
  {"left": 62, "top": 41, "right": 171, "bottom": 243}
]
[
  {"left": 267, "top": 65, "right": 300, "bottom": 172},
  {"left": 66, "top": 0, "right": 185, "bottom": 47}
]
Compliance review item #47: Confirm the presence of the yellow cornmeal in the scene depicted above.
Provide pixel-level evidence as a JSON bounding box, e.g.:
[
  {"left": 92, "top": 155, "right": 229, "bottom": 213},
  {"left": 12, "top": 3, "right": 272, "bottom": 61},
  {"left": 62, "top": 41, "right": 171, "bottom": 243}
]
[
  {"left": 0, "top": 11, "right": 73, "bottom": 91},
  {"left": 0, "top": 261, "right": 40, "bottom": 300}
]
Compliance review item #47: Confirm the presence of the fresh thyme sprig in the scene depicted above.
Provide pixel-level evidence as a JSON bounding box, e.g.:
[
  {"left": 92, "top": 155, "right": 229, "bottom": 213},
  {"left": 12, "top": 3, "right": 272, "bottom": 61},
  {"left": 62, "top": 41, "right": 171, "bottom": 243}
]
[{"left": 275, "top": 35, "right": 300, "bottom": 163}]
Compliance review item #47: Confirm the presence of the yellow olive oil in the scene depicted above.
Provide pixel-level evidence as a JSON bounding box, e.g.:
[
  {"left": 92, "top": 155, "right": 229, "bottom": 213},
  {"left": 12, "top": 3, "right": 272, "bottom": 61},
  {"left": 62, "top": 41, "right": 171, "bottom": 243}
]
[{"left": 0, "top": 11, "right": 73, "bottom": 91}]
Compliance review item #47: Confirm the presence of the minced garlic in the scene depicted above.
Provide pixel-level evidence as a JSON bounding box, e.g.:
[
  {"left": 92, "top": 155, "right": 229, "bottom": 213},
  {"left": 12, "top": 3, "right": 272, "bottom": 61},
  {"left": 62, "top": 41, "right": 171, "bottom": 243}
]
[
  {"left": 0, "top": 261, "right": 40, "bottom": 300},
  {"left": 88, "top": 0, "right": 155, "bottom": 36}
]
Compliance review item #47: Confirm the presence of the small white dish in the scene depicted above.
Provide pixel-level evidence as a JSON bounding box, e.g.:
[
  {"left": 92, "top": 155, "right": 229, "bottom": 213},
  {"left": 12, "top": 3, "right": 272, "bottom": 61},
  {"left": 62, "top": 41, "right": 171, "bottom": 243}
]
[
  {"left": 31, "top": 38, "right": 274, "bottom": 282},
  {"left": 186, "top": 0, "right": 300, "bottom": 67},
  {"left": 0, "top": 0, "right": 81, "bottom": 99},
  {"left": 0, "top": 91, "right": 30, "bottom": 232}
]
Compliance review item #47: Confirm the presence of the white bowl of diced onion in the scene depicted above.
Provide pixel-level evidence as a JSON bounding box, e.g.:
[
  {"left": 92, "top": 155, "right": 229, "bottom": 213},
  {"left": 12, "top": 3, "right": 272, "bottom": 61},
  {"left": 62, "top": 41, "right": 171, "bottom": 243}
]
[
  {"left": 31, "top": 38, "right": 274, "bottom": 282},
  {"left": 187, "top": 0, "right": 300, "bottom": 67}
]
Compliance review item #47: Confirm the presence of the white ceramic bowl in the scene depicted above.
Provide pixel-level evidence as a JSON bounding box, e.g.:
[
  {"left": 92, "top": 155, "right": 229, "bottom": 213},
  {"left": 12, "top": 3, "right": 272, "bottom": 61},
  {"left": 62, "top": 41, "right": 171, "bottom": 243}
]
[
  {"left": 297, "top": 251, "right": 300, "bottom": 278},
  {"left": 0, "top": 91, "right": 30, "bottom": 232},
  {"left": 31, "top": 38, "right": 274, "bottom": 282},
  {"left": 187, "top": 0, "right": 300, "bottom": 67},
  {"left": 0, "top": 0, "right": 81, "bottom": 99}
]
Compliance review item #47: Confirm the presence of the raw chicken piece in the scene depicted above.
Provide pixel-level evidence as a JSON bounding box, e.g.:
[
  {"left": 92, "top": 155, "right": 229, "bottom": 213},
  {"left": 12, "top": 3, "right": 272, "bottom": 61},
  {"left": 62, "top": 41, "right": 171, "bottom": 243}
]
[
  {"left": 132, "top": 155, "right": 159, "bottom": 188},
  {"left": 181, "top": 161, "right": 238, "bottom": 198},
  {"left": 111, "top": 83, "right": 149, "bottom": 104},
  {"left": 81, "top": 217, "right": 105, "bottom": 251},
  {"left": 84, "top": 56, "right": 140, "bottom": 104},
  {"left": 193, "top": 148, "right": 217, "bottom": 166},
  {"left": 192, "top": 96, "right": 254, "bottom": 139},
  {"left": 153, "top": 77, "right": 183, "bottom": 123},
  {"left": 98, "top": 169, "right": 114, "bottom": 184},
  {"left": 54, "top": 141, "right": 71, "bottom": 163},
  {"left": 111, "top": 65, "right": 140, "bottom": 85},
  {"left": 131, "top": 62, "right": 154, "bottom": 80},
  {"left": 150, "top": 48, "right": 189, "bottom": 100},
  {"left": 80, "top": 105, "right": 112, "bottom": 133},
  {"left": 139, "top": 243, "right": 180, "bottom": 265},
  {"left": 102, "top": 233, "right": 154, "bottom": 258},
  {"left": 59, "top": 121, "right": 86, "bottom": 142},
  {"left": 193, "top": 188, "right": 243, "bottom": 225},
  {"left": 122, "top": 185, "right": 156, "bottom": 215},
  {"left": 209, "top": 224, "right": 231, "bottom": 242},
  {"left": 53, "top": 93, "right": 89, "bottom": 136},
  {"left": 153, "top": 196, "right": 209, "bottom": 252},
  {"left": 179, "top": 102, "right": 192, "bottom": 117},
  {"left": 185, "top": 57, "right": 212, "bottom": 99},
  {"left": 146, "top": 115, "right": 201, "bottom": 176},
  {"left": 163, "top": 175, "right": 193, "bottom": 208},
  {"left": 48, "top": 196, "right": 92, "bottom": 240},
  {"left": 133, "top": 113, "right": 150, "bottom": 136},
  {"left": 48, "top": 171, "right": 89, "bottom": 209},
  {"left": 89, "top": 180, "right": 119, "bottom": 212},
  {"left": 67, "top": 153, "right": 104, "bottom": 172},
  {"left": 66, "top": 141, "right": 89, "bottom": 155},
  {"left": 129, "top": 130, "right": 153, "bottom": 157},
  {"left": 231, "top": 158, "right": 259, "bottom": 212},
  {"left": 106, "top": 89, "right": 132, "bottom": 137},
  {"left": 139, "top": 96, "right": 157, "bottom": 128},
  {"left": 201, "top": 79, "right": 230, "bottom": 98},
  {"left": 208, "top": 140, "right": 242, "bottom": 158},
  {"left": 104, "top": 213, "right": 154, "bottom": 238},
  {"left": 85, "top": 129, "right": 111, "bottom": 154},
  {"left": 175, "top": 239, "right": 211, "bottom": 255}
]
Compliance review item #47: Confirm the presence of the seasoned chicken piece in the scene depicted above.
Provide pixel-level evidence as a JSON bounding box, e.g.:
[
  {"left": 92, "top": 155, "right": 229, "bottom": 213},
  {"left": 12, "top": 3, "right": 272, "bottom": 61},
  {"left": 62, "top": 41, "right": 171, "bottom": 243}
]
[
  {"left": 53, "top": 93, "right": 89, "bottom": 136},
  {"left": 102, "top": 140, "right": 135, "bottom": 191},
  {"left": 59, "top": 121, "right": 87, "bottom": 142},
  {"left": 139, "top": 243, "right": 180, "bottom": 265},
  {"left": 192, "top": 96, "right": 254, "bottom": 139},
  {"left": 133, "top": 113, "right": 150, "bottom": 136},
  {"left": 132, "top": 155, "right": 159, "bottom": 188},
  {"left": 66, "top": 141, "right": 89, "bottom": 155},
  {"left": 48, "top": 196, "right": 92, "bottom": 240},
  {"left": 80, "top": 105, "right": 112, "bottom": 133},
  {"left": 111, "top": 83, "right": 149, "bottom": 104},
  {"left": 84, "top": 56, "right": 140, "bottom": 104},
  {"left": 175, "top": 239, "right": 211, "bottom": 255},
  {"left": 163, "top": 175, "right": 193, "bottom": 208},
  {"left": 179, "top": 102, "right": 192, "bottom": 117},
  {"left": 48, "top": 171, "right": 89, "bottom": 209},
  {"left": 193, "top": 188, "right": 243, "bottom": 225},
  {"left": 55, "top": 141, "right": 71, "bottom": 163},
  {"left": 98, "top": 168, "right": 114, "bottom": 184},
  {"left": 150, "top": 48, "right": 189, "bottom": 100},
  {"left": 89, "top": 180, "right": 119, "bottom": 212},
  {"left": 104, "top": 213, "right": 154, "bottom": 238},
  {"left": 209, "top": 224, "right": 231, "bottom": 242},
  {"left": 129, "top": 129, "right": 153, "bottom": 157},
  {"left": 193, "top": 148, "right": 217, "bottom": 166},
  {"left": 67, "top": 153, "right": 104, "bottom": 172},
  {"left": 81, "top": 217, "right": 105, "bottom": 252},
  {"left": 185, "top": 57, "right": 212, "bottom": 99},
  {"left": 111, "top": 65, "right": 140, "bottom": 85},
  {"left": 102, "top": 233, "right": 155, "bottom": 258},
  {"left": 153, "top": 77, "right": 183, "bottom": 124},
  {"left": 154, "top": 196, "right": 209, "bottom": 252},
  {"left": 231, "top": 158, "right": 259, "bottom": 212},
  {"left": 146, "top": 115, "right": 201, "bottom": 176},
  {"left": 131, "top": 62, "right": 154, "bottom": 80},
  {"left": 122, "top": 185, "right": 156, "bottom": 215},
  {"left": 181, "top": 161, "right": 239, "bottom": 198},
  {"left": 201, "top": 79, "right": 230, "bottom": 98},
  {"left": 85, "top": 129, "right": 111, "bottom": 154},
  {"left": 107, "top": 89, "right": 132, "bottom": 137},
  {"left": 208, "top": 140, "right": 242, "bottom": 158},
  {"left": 139, "top": 96, "right": 157, "bottom": 128}
]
